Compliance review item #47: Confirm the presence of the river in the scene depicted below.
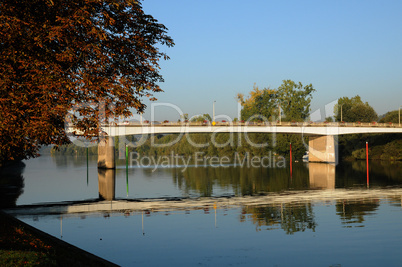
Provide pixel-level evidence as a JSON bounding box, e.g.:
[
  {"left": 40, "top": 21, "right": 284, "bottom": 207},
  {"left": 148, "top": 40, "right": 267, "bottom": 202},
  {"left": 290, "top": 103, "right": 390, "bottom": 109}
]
[{"left": 2, "top": 154, "right": 402, "bottom": 266}]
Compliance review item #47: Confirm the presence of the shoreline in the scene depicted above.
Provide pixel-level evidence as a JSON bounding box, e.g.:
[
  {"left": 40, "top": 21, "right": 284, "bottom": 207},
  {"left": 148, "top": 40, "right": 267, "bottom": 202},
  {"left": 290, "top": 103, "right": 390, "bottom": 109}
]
[{"left": 0, "top": 210, "right": 118, "bottom": 266}]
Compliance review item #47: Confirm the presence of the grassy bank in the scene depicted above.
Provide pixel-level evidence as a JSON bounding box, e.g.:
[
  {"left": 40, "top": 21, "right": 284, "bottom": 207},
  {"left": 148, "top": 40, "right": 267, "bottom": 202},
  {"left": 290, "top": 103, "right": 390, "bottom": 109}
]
[{"left": 0, "top": 211, "right": 118, "bottom": 267}]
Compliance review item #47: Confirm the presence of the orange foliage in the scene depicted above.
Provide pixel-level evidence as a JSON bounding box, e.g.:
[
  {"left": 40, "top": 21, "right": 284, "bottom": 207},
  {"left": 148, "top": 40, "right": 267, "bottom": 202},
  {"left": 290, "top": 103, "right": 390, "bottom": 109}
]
[{"left": 0, "top": 0, "right": 174, "bottom": 161}]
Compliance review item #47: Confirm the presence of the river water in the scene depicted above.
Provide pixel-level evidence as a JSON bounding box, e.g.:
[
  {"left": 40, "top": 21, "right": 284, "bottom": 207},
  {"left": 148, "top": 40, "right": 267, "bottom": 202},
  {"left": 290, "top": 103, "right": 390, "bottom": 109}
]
[{"left": 2, "top": 154, "right": 402, "bottom": 266}]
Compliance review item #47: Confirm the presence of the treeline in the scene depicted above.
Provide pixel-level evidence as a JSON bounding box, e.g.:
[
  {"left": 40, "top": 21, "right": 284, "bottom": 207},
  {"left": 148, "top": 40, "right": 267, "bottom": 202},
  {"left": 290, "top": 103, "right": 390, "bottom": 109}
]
[
  {"left": 134, "top": 133, "right": 306, "bottom": 160},
  {"left": 50, "top": 133, "right": 402, "bottom": 162},
  {"left": 339, "top": 133, "right": 402, "bottom": 161},
  {"left": 51, "top": 133, "right": 307, "bottom": 160},
  {"left": 51, "top": 144, "right": 98, "bottom": 156}
]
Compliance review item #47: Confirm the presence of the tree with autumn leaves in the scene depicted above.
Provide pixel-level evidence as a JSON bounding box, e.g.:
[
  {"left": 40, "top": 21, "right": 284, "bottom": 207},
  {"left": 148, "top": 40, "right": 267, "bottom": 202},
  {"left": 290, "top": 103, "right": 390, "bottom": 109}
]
[{"left": 0, "top": 0, "right": 174, "bottom": 162}]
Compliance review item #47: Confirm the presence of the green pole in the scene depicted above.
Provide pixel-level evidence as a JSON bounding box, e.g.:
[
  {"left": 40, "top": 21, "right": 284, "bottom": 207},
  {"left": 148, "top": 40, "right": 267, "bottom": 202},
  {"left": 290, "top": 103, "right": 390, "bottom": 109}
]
[
  {"left": 86, "top": 147, "right": 89, "bottom": 185},
  {"left": 126, "top": 145, "right": 129, "bottom": 196}
]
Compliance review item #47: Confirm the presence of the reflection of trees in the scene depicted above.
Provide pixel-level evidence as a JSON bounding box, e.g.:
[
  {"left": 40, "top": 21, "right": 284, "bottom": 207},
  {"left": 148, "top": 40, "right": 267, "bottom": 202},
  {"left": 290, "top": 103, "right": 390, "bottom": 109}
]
[
  {"left": 51, "top": 154, "right": 97, "bottom": 168},
  {"left": 388, "top": 196, "right": 402, "bottom": 208},
  {"left": 336, "top": 161, "right": 402, "bottom": 188},
  {"left": 0, "top": 161, "right": 25, "bottom": 208},
  {"left": 335, "top": 199, "right": 379, "bottom": 227},
  {"left": 170, "top": 163, "right": 309, "bottom": 197},
  {"left": 365, "top": 161, "right": 402, "bottom": 183},
  {"left": 240, "top": 203, "right": 317, "bottom": 234}
]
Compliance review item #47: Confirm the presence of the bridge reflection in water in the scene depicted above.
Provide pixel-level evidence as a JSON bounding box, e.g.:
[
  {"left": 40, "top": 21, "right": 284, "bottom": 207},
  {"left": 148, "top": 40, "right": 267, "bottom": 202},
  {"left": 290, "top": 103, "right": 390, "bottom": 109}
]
[
  {"left": 97, "top": 162, "right": 337, "bottom": 202},
  {"left": 308, "top": 163, "right": 335, "bottom": 189},
  {"left": 8, "top": 162, "right": 395, "bottom": 218},
  {"left": 98, "top": 168, "right": 115, "bottom": 201}
]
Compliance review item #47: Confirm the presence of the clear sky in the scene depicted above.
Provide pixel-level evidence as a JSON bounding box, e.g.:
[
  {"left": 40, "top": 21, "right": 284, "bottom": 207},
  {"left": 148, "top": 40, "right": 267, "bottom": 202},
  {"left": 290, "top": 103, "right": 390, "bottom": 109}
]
[{"left": 137, "top": 0, "right": 402, "bottom": 122}]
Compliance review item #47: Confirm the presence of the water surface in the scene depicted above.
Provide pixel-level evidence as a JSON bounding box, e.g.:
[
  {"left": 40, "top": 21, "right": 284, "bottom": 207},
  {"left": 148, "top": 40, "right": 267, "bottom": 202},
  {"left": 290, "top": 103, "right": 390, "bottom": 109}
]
[{"left": 3, "top": 155, "right": 402, "bottom": 266}]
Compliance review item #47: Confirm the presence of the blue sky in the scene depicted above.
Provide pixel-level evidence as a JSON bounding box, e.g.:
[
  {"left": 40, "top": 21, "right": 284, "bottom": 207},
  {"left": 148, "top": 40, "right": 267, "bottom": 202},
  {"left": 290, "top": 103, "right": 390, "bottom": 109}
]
[{"left": 138, "top": 0, "right": 402, "bottom": 121}]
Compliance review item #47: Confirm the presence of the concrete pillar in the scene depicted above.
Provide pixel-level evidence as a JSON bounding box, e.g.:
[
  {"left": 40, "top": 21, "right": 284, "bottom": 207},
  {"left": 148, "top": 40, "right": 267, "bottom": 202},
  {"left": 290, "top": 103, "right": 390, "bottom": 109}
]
[
  {"left": 308, "top": 135, "right": 338, "bottom": 164},
  {"left": 308, "top": 163, "right": 335, "bottom": 189},
  {"left": 98, "top": 168, "right": 115, "bottom": 201},
  {"left": 98, "top": 136, "right": 115, "bottom": 169}
]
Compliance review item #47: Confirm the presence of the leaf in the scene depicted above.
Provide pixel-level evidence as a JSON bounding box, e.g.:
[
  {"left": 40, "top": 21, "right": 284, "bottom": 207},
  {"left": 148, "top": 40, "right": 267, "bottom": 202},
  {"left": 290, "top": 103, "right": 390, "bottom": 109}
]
[{"left": 0, "top": 0, "right": 174, "bottom": 162}]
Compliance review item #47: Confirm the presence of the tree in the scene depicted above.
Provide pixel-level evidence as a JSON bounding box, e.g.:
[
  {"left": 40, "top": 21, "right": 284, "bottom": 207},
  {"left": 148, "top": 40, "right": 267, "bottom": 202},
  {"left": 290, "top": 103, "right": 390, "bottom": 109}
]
[
  {"left": 334, "top": 96, "right": 378, "bottom": 122},
  {"left": 237, "top": 80, "right": 315, "bottom": 122},
  {"left": 203, "top": 113, "right": 212, "bottom": 122},
  {"left": 349, "top": 103, "right": 378, "bottom": 122},
  {"left": 180, "top": 113, "right": 189, "bottom": 122},
  {"left": 379, "top": 110, "right": 399, "bottom": 123},
  {"left": 237, "top": 84, "right": 277, "bottom": 122},
  {"left": 235, "top": 80, "right": 314, "bottom": 159},
  {"left": 0, "top": 0, "right": 174, "bottom": 162},
  {"left": 190, "top": 114, "right": 211, "bottom": 122},
  {"left": 276, "top": 80, "right": 315, "bottom": 122}
]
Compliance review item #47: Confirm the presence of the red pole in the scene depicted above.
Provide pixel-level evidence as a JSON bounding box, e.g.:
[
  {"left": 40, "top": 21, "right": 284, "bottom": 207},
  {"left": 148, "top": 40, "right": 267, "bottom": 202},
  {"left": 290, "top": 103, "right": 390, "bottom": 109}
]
[
  {"left": 366, "top": 142, "right": 369, "bottom": 188},
  {"left": 290, "top": 143, "right": 292, "bottom": 177}
]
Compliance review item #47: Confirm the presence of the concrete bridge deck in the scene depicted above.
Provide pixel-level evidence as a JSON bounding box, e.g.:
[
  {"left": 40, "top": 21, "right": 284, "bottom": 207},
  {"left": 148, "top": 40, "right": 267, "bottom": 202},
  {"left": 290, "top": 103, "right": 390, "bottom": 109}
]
[{"left": 101, "top": 121, "right": 402, "bottom": 136}]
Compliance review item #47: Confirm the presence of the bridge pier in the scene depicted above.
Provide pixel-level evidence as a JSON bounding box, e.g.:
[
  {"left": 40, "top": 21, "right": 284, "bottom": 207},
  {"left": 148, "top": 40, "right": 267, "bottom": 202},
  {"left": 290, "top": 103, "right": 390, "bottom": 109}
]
[
  {"left": 308, "top": 135, "right": 338, "bottom": 164},
  {"left": 98, "top": 136, "right": 115, "bottom": 169}
]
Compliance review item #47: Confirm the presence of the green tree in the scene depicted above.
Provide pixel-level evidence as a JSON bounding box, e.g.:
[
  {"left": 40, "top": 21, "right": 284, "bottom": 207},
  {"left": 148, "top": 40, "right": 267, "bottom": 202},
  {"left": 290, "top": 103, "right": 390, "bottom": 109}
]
[
  {"left": 379, "top": 110, "right": 399, "bottom": 123},
  {"left": 190, "top": 114, "right": 211, "bottom": 122},
  {"left": 203, "top": 113, "right": 212, "bottom": 122},
  {"left": 335, "top": 96, "right": 378, "bottom": 122},
  {"left": 0, "top": 0, "right": 174, "bottom": 162},
  {"left": 276, "top": 80, "right": 315, "bottom": 122},
  {"left": 237, "top": 80, "right": 315, "bottom": 122}
]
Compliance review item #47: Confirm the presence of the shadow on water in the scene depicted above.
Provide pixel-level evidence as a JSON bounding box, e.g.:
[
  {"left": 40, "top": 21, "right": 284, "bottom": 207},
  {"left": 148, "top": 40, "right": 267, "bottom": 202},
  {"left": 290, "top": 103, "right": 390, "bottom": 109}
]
[{"left": 0, "top": 161, "right": 25, "bottom": 209}]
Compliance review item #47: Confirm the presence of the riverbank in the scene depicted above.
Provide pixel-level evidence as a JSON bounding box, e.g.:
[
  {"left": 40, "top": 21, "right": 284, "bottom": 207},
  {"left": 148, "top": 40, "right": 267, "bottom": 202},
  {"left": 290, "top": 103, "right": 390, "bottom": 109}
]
[
  {"left": 339, "top": 133, "right": 402, "bottom": 161},
  {"left": 50, "top": 133, "right": 402, "bottom": 162},
  {"left": 0, "top": 211, "right": 118, "bottom": 266}
]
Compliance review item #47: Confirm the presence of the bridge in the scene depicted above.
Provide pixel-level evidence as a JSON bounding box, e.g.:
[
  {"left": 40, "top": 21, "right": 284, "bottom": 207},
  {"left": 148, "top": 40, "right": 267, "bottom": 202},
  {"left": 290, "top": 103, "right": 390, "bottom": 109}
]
[
  {"left": 102, "top": 121, "right": 401, "bottom": 136},
  {"left": 89, "top": 121, "right": 402, "bottom": 168}
]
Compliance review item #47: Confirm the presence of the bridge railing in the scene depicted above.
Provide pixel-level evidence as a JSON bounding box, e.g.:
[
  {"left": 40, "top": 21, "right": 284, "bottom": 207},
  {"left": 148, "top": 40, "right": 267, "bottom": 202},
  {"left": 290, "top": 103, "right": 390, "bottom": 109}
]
[{"left": 115, "top": 121, "right": 401, "bottom": 128}]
